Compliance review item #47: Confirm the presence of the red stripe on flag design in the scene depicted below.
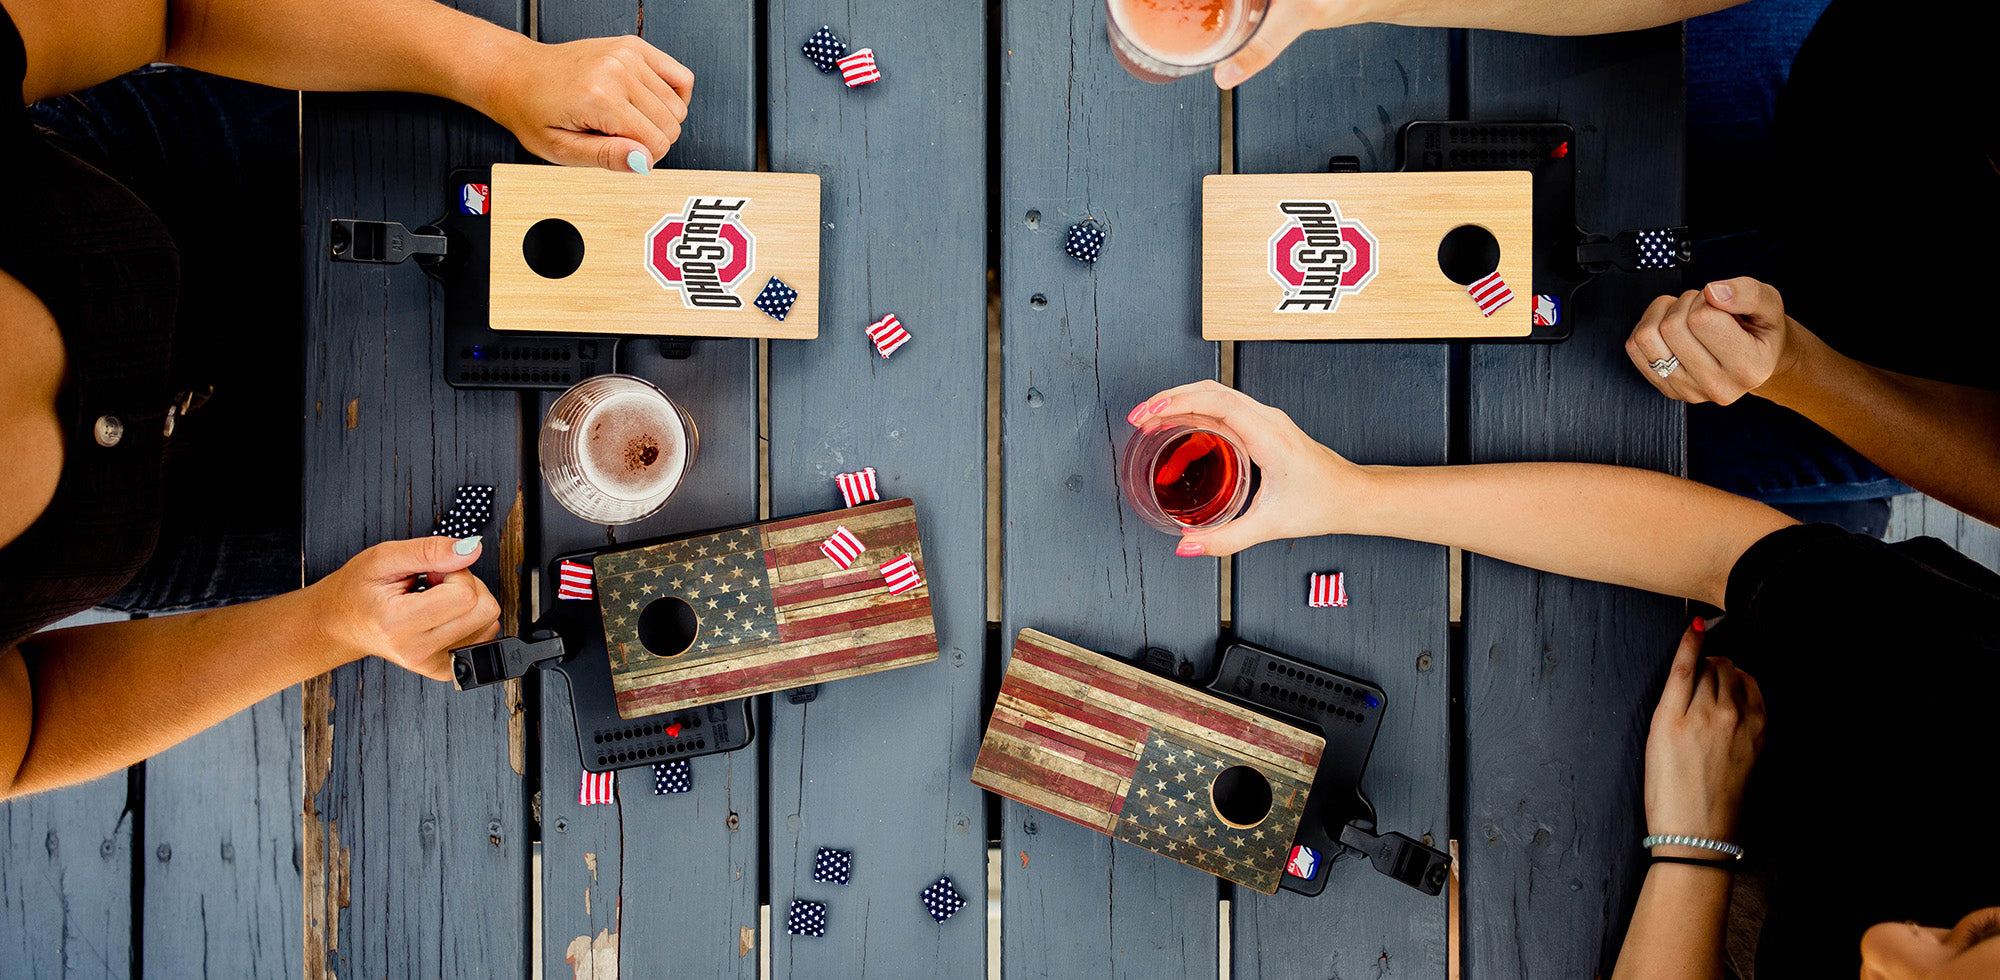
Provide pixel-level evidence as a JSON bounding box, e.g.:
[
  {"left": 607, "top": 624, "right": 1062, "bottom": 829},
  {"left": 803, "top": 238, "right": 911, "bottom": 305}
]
[
  {"left": 556, "top": 560, "right": 594, "bottom": 601},
  {"left": 835, "top": 467, "right": 879, "bottom": 507},
  {"left": 1468, "top": 272, "right": 1514, "bottom": 316},
  {"left": 820, "top": 526, "right": 866, "bottom": 569},
  {"left": 880, "top": 553, "right": 922, "bottom": 595},
  {"left": 578, "top": 770, "right": 616, "bottom": 806},
  {"left": 865, "top": 314, "right": 910, "bottom": 358},
  {"left": 838, "top": 48, "right": 882, "bottom": 87},
  {"left": 1309, "top": 572, "right": 1348, "bottom": 608}
]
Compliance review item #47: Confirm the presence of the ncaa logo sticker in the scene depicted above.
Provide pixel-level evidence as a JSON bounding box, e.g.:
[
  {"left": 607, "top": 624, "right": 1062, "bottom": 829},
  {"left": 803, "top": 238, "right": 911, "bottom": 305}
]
[
  {"left": 1268, "top": 200, "right": 1377, "bottom": 314},
  {"left": 459, "top": 182, "right": 490, "bottom": 215},
  {"left": 646, "top": 197, "right": 757, "bottom": 309},
  {"left": 1286, "top": 844, "right": 1321, "bottom": 880}
]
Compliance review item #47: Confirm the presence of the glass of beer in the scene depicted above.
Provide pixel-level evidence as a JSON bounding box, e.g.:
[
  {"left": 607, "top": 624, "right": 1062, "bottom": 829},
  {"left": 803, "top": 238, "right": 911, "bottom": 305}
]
[
  {"left": 1106, "top": 0, "right": 1270, "bottom": 83},
  {"left": 1119, "top": 418, "right": 1253, "bottom": 534},
  {"left": 539, "top": 374, "right": 699, "bottom": 525}
]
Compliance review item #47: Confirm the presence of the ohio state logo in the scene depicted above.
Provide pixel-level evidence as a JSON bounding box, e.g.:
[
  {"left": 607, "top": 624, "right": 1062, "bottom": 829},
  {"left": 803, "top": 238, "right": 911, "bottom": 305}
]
[
  {"left": 1268, "top": 200, "right": 1377, "bottom": 313},
  {"left": 646, "top": 197, "right": 756, "bottom": 309}
]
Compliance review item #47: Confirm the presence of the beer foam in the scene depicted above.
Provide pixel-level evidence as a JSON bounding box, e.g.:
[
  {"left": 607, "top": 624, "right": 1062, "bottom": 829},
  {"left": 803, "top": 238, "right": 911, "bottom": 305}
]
[
  {"left": 1108, "top": 0, "right": 1249, "bottom": 65},
  {"left": 576, "top": 390, "right": 688, "bottom": 501}
]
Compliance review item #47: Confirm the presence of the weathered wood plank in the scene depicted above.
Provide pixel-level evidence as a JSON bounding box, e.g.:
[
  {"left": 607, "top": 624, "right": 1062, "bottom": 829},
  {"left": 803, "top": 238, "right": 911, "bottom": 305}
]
[
  {"left": 0, "top": 770, "right": 132, "bottom": 978},
  {"left": 764, "top": 1, "right": 988, "bottom": 975},
  {"left": 1461, "top": 26, "right": 1687, "bottom": 979},
  {"left": 533, "top": 1, "right": 763, "bottom": 977},
  {"left": 145, "top": 689, "right": 303, "bottom": 979},
  {"left": 1228, "top": 24, "right": 1454, "bottom": 978},
  {"left": 996, "top": 0, "right": 1227, "bottom": 973},
  {"left": 302, "top": 0, "right": 533, "bottom": 964}
]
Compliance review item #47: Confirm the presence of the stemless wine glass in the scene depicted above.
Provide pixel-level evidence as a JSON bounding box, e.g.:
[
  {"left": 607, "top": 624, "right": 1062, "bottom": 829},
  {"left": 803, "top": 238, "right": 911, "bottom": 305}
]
[
  {"left": 539, "top": 374, "right": 699, "bottom": 525},
  {"left": 1118, "top": 419, "right": 1253, "bottom": 534},
  {"left": 1106, "top": 0, "right": 1271, "bottom": 83}
]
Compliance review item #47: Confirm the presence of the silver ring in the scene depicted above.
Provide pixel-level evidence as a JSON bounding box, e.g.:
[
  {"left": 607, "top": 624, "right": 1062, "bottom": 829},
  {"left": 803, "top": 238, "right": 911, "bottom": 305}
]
[{"left": 1649, "top": 355, "right": 1680, "bottom": 380}]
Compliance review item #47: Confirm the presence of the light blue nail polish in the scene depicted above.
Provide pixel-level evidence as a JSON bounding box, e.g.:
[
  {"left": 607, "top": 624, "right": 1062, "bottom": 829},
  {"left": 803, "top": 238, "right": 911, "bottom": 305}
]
[
  {"left": 627, "top": 150, "right": 649, "bottom": 175},
  {"left": 454, "top": 535, "right": 483, "bottom": 555}
]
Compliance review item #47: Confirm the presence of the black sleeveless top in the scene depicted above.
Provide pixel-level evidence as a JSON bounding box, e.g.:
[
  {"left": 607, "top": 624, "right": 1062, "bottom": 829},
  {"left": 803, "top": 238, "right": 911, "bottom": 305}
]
[{"left": 0, "top": 3, "right": 179, "bottom": 649}]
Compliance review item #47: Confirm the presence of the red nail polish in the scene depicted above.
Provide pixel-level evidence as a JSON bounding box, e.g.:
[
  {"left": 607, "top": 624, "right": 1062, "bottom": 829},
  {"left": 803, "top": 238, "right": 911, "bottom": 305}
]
[
  {"left": 1175, "top": 540, "right": 1203, "bottom": 557},
  {"left": 1692, "top": 617, "right": 1706, "bottom": 633}
]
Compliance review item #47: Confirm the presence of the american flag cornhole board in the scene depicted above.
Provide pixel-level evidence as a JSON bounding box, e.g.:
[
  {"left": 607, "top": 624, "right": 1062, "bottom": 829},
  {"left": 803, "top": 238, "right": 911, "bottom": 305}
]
[
  {"left": 1201, "top": 171, "right": 1532, "bottom": 340},
  {"left": 972, "top": 629, "right": 1325, "bottom": 894},
  {"left": 593, "top": 499, "right": 935, "bottom": 717},
  {"left": 486, "top": 163, "right": 821, "bottom": 338}
]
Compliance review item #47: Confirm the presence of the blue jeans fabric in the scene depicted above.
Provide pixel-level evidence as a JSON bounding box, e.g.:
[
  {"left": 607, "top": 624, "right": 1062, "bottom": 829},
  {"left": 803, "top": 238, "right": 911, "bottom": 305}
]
[
  {"left": 1682, "top": 0, "right": 1912, "bottom": 514},
  {"left": 31, "top": 67, "right": 303, "bottom": 611}
]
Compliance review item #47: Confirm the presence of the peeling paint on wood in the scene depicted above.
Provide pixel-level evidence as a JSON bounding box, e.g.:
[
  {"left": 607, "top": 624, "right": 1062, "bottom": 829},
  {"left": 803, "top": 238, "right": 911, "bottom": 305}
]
[
  {"left": 564, "top": 929, "right": 618, "bottom": 980},
  {"left": 739, "top": 926, "right": 754, "bottom": 958},
  {"left": 344, "top": 398, "right": 358, "bottom": 429}
]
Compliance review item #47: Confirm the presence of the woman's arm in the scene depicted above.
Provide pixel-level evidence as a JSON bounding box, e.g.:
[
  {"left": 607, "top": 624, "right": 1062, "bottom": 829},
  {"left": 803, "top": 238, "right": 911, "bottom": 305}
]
[
  {"left": 1611, "top": 626, "right": 1764, "bottom": 979},
  {"left": 0, "top": 536, "right": 498, "bottom": 799},
  {"left": 1626, "top": 279, "right": 2000, "bottom": 528},
  {"left": 1133, "top": 381, "right": 1796, "bottom": 607},
  {"left": 7, "top": 0, "right": 692, "bottom": 170},
  {"left": 1215, "top": 0, "right": 1748, "bottom": 89}
]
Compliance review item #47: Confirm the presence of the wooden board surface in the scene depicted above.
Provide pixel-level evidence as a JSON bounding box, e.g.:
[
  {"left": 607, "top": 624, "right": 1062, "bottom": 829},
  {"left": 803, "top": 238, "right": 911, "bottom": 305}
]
[
  {"left": 1203, "top": 171, "right": 1532, "bottom": 340},
  {"left": 301, "top": 61, "right": 532, "bottom": 979},
  {"left": 765, "top": 0, "right": 990, "bottom": 975},
  {"left": 0, "top": 769, "right": 131, "bottom": 979},
  {"left": 974, "top": 630, "right": 1323, "bottom": 895},
  {"left": 596, "top": 499, "right": 938, "bottom": 715},
  {"left": 1461, "top": 26, "right": 1688, "bottom": 980},
  {"left": 531, "top": 2, "right": 766, "bottom": 976},
  {"left": 996, "top": 0, "right": 1228, "bottom": 970},
  {"left": 489, "top": 163, "right": 820, "bottom": 338},
  {"left": 1228, "top": 23, "right": 1455, "bottom": 977}
]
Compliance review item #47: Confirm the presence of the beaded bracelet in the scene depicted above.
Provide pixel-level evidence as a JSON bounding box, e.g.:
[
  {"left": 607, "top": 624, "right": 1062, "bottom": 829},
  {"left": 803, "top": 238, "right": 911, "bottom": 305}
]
[{"left": 1642, "top": 834, "right": 1743, "bottom": 859}]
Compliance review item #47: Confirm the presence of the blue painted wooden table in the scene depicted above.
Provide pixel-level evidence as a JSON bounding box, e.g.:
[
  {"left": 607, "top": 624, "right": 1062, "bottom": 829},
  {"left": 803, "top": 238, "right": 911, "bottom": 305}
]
[{"left": 0, "top": 3, "right": 1683, "bottom": 977}]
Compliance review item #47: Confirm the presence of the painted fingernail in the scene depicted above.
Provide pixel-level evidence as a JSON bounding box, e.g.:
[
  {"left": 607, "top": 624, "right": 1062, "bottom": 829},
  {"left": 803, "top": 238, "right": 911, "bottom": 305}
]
[
  {"left": 1174, "top": 540, "right": 1204, "bottom": 557},
  {"left": 627, "top": 149, "right": 649, "bottom": 175},
  {"left": 1708, "top": 282, "right": 1734, "bottom": 303},
  {"left": 1127, "top": 403, "right": 1146, "bottom": 425},
  {"left": 1691, "top": 617, "right": 1705, "bottom": 633},
  {"left": 1149, "top": 398, "right": 1170, "bottom": 414},
  {"left": 454, "top": 535, "right": 483, "bottom": 556}
]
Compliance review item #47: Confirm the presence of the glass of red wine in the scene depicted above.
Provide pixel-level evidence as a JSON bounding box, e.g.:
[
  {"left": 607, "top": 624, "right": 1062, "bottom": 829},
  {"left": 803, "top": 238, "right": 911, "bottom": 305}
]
[{"left": 1119, "top": 418, "right": 1253, "bottom": 534}]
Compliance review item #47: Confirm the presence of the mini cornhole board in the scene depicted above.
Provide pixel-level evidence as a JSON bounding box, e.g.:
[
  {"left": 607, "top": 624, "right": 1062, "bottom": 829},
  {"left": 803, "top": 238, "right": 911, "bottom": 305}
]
[
  {"left": 972, "top": 629, "right": 1325, "bottom": 895},
  {"left": 488, "top": 163, "right": 820, "bottom": 338},
  {"left": 1202, "top": 171, "right": 1532, "bottom": 340},
  {"left": 594, "top": 498, "right": 935, "bottom": 717}
]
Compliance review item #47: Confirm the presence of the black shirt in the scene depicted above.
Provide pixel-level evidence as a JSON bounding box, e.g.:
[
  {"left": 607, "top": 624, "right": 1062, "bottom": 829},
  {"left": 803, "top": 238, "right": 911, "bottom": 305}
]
[
  {"left": 1714, "top": 523, "right": 2000, "bottom": 975},
  {"left": 0, "top": 2, "right": 180, "bottom": 648}
]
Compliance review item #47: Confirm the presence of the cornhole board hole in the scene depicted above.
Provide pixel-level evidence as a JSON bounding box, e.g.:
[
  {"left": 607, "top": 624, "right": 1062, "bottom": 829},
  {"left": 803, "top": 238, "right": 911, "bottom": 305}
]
[
  {"left": 972, "top": 629, "right": 1325, "bottom": 895},
  {"left": 488, "top": 163, "right": 821, "bottom": 338},
  {"left": 1202, "top": 171, "right": 1532, "bottom": 340},
  {"left": 593, "top": 498, "right": 936, "bottom": 717}
]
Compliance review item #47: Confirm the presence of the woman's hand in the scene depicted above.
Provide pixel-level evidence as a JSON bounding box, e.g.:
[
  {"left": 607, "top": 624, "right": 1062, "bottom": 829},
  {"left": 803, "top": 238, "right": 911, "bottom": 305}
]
[
  {"left": 1128, "top": 379, "right": 1367, "bottom": 558},
  {"left": 306, "top": 537, "right": 503, "bottom": 681},
  {"left": 482, "top": 35, "right": 694, "bottom": 173},
  {"left": 1643, "top": 624, "right": 1765, "bottom": 848},
  {"left": 1212, "top": 0, "right": 1372, "bottom": 89},
  {"left": 1626, "top": 278, "right": 1805, "bottom": 406}
]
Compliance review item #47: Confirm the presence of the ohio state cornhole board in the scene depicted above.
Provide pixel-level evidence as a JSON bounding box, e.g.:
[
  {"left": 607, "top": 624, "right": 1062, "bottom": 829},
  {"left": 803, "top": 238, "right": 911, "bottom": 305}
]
[
  {"left": 488, "top": 163, "right": 820, "bottom": 338},
  {"left": 593, "top": 498, "right": 935, "bottom": 717},
  {"left": 1202, "top": 171, "right": 1532, "bottom": 340},
  {"left": 972, "top": 629, "right": 1324, "bottom": 894}
]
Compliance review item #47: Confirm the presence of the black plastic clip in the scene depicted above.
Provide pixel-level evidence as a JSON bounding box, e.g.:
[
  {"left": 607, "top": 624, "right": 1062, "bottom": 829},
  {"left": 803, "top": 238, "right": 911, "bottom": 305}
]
[
  {"left": 1327, "top": 154, "right": 1362, "bottom": 173},
  {"left": 1577, "top": 226, "right": 1693, "bottom": 275},
  {"left": 1338, "top": 822, "right": 1453, "bottom": 896},
  {"left": 451, "top": 630, "right": 566, "bottom": 691},
  {"left": 329, "top": 219, "right": 448, "bottom": 266},
  {"left": 785, "top": 685, "right": 820, "bottom": 705}
]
